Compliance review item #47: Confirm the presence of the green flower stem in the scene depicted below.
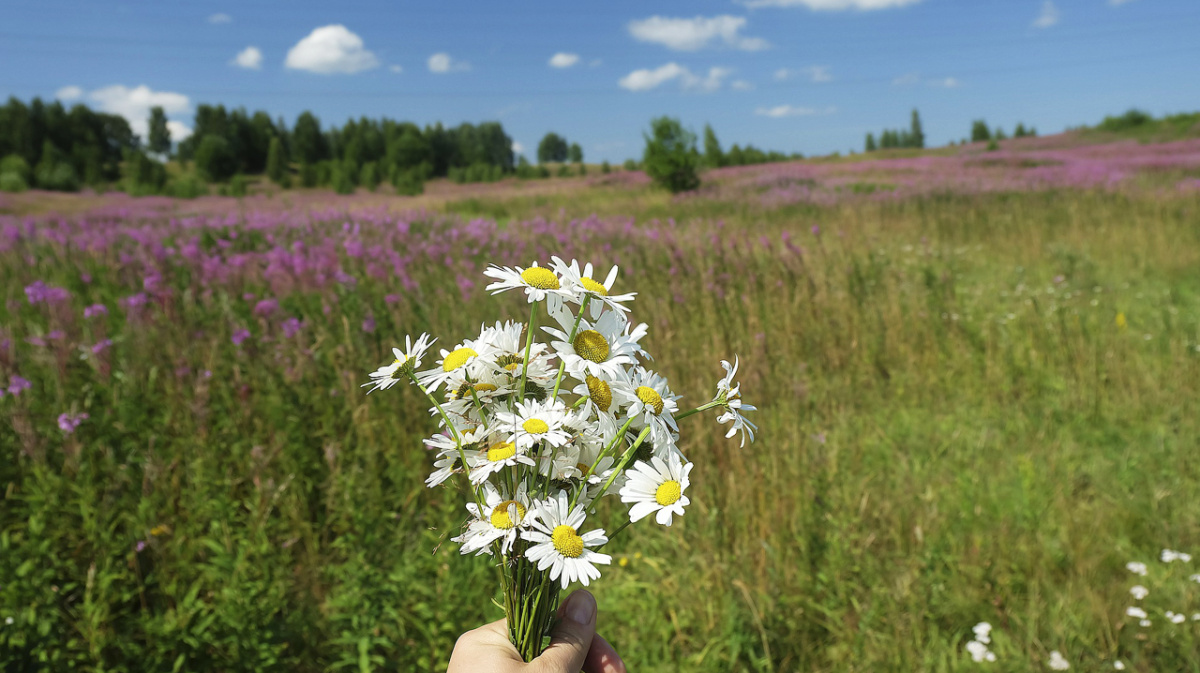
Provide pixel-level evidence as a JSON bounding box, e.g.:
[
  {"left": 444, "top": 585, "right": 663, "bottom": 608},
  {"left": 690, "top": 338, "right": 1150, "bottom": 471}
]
[
  {"left": 467, "top": 383, "right": 490, "bottom": 431},
  {"left": 674, "top": 399, "right": 722, "bottom": 422},
  {"left": 518, "top": 300, "right": 539, "bottom": 403},
  {"left": 589, "top": 426, "right": 651, "bottom": 503},
  {"left": 570, "top": 417, "right": 634, "bottom": 510},
  {"left": 407, "top": 371, "right": 483, "bottom": 511}
]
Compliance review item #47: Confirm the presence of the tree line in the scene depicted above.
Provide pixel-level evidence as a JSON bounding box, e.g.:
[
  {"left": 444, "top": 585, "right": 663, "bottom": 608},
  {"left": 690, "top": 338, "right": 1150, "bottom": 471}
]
[{"left": 864, "top": 109, "right": 926, "bottom": 152}]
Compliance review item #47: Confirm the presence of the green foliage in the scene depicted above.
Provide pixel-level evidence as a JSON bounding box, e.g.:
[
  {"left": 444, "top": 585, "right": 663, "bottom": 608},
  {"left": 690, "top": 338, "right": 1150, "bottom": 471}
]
[
  {"left": 864, "top": 132, "right": 877, "bottom": 152},
  {"left": 228, "top": 174, "right": 249, "bottom": 197},
  {"left": 642, "top": 116, "right": 700, "bottom": 193},
  {"left": 910, "top": 108, "right": 925, "bottom": 148},
  {"left": 971, "top": 119, "right": 992, "bottom": 142},
  {"left": 194, "top": 135, "right": 238, "bottom": 182},
  {"left": 568, "top": 142, "right": 583, "bottom": 164},
  {"left": 391, "top": 169, "right": 424, "bottom": 196},
  {"left": 986, "top": 138, "right": 1000, "bottom": 151},
  {"left": 449, "top": 162, "right": 504, "bottom": 184},
  {"left": 623, "top": 159, "right": 638, "bottom": 171},
  {"left": 332, "top": 160, "right": 357, "bottom": 194},
  {"left": 0, "top": 171, "right": 28, "bottom": 192},
  {"left": 2, "top": 153, "right": 32, "bottom": 182},
  {"left": 1100, "top": 109, "right": 1153, "bottom": 132},
  {"left": 147, "top": 106, "right": 171, "bottom": 156},
  {"left": 555, "top": 163, "right": 572, "bottom": 178},
  {"left": 0, "top": 96, "right": 134, "bottom": 186},
  {"left": 537, "top": 132, "right": 568, "bottom": 164},
  {"left": 266, "top": 136, "right": 288, "bottom": 186},
  {"left": 299, "top": 162, "right": 319, "bottom": 188},
  {"left": 166, "top": 174, "right": 207, "bottom": 198},
  {"left": 359, "top": 161, "right": 380, "bottom": 191},
  {"left": 703, "top": 123, "right": 724, "bottom": 168},
  {"left": 124, "top": 150, "right": 168, "bottom": 195},
  {"left": 601, "top": 160, "right": 611, "bottom": 174}
]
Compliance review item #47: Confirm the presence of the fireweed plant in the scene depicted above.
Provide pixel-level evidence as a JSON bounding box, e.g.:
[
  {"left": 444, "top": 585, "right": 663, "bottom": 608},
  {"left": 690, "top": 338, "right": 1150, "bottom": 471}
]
[{"left": 363, "top": 257, "right": 757, "bottom": 660}]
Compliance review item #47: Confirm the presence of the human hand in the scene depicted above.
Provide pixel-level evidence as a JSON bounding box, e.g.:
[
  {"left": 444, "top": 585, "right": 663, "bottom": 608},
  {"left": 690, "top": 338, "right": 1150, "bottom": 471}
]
[{"left": 447, "top": 590, "right": 626, "bottom": 673}]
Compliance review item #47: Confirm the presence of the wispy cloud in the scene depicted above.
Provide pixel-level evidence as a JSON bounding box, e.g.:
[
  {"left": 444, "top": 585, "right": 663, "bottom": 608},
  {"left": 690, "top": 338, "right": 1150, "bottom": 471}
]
[
  {"left": 740, "top": 0, "right": 921, "bottom": 10},
  {"left": 230, "top": 46, "right": 262, "bottom": 70},
  {"left": 929, "top": 76, "right": 960, "bottom": 88},
  {"left": 628, "top": 15, "right": 769, "bottom": 51},
  {"left": 1032, "top": 0, "right": 1060, "bottom": 28},
  {"left": 775, "top": 66, "right": 832, "bottom": 83},
  {"left": 428, "top": 52, "right": 470, "bottom": 73},
  {"left": 285, "top": 25, "right": 379, "bottom": 74},
  {"left": 893, "top": 71, "right": 960, "bottom": 87},
  {"left": 618, "top": 63, "right": 734, "bottom": 92},
  {"left": 731, "top": 79, "right": 756, "bottom": 91},
  {"left": 389, "top": 64, "right": 403, "bottom": 74},
  {"left": 207, "top": 13, "right": 232, "bottom": 24},
  {"left": 755, "top": 104, "right": 837, "bottom": 118},
  {"left": 55, "top": 85, "right": 83, "bottom": 101},
  {"left": 549, "top": 52, "right": 580, "bottom": 69}
]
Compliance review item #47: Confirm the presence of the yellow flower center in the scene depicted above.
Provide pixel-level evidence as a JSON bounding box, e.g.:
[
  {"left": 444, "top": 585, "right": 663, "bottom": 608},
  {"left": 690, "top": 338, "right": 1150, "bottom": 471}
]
[
  {"left": 585, "top": 375, "right": 613, "bottom": 412},
  {"left": 576, "top": 462, "right": 591, "bottom": 476},
  {"left": 520, "top": 267, "right": 560, "bottom": 290},
  {"left": 475, "top": 383, "right": 498, "bottom": 393},
  {"left": 489, "top": 500, "right": 526, "bottom": 529},
  {"left": 655, "top": 480, "right": 682, "bottom": 506},
  {"left": 580, "top": 277, "right": 609, "bottom": 296},
  {"left": 485, "top": 441, "right": 517, "bottom": 462},
  {"left": 573, "top": 330, "right": 610, "bottom": 363},
  {"left": 497, "top": 353, "right": 524, "bottom": 373},
  {"left": 636, "top": 386, "right": 664, "bottom": 415},
  {"left": 551, "top": 525, "right": 585, "bottom": 558},
  {"left": 522, "top": 418, "right": 550, "bottom": 434},
  {"left": 392, "top": 355, "right": 408, "bottom": 366},
  {"left": 442, "top": 347, "right": 478, "bottom": 372}
]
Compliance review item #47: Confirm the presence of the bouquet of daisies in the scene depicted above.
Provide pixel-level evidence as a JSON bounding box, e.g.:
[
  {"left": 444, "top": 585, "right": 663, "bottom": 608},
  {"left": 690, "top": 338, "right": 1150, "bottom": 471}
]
[{"left": 364, "top": 257, "right": 756, "bottom": 660}]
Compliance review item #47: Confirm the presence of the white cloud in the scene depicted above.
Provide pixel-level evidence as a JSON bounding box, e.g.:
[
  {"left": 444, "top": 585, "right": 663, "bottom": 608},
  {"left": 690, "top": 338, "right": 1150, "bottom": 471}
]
[
  {"left": 55, "top": 85, "right": 83, "bottom": 101},
  {"left": 929, "top": 76, "right": 960, "bottom": 88},
  {"left": 892, "top": 72, "right": 920, "bottom": 86},
  {"left": 894, "top": 72, "right": 960, "bottom": 88},
  {"left": 285, "top": 25, "right": 379, "bottom": 75},
  {"left": 88, "top": 84, "right": 190, "bottom": 139},
  {"left": 1109, "top": 0, "right": 1137, "bottom": 5},
  {"left": 207, "top": 13, "right": 232, "bottom": 24},
  {"left": 389, "top": 64, "right": 403, "bottom": 74},
  {"left": 618, "top": 63, "right": 734, "bottom": 92},
  {"left": 731, "top": 79, "right": 756, "bottom": 91},
  {"left": 628, "top": 15, "right": 769, "bottom": 51},
  {"left": 428, "top": 52, "right": 470, "bottom": 73},
  {"left": 1033, "top": 0, "right": 1060, "bottom": 28},
  {"left": 755, "top": 104, "right": 836, "bottom": 118},
  {"left": 166, "top": 120, "right": 193, "bottom": 142},
  {"left": 549, "top": 52, "right": 580, "bottom": 68},
  {"left": 231, "top": 46, "right": 262, "bottom": 70},
  {"left": 740, "top": 0, "right": 920, "bottom": 9},
  {"left": 512, "top": 141, "right": 525, "bottom": 154},
  {"left": 775, "top": 66, "right": 832, "bottom": 82},
  {"left": 590, "top": 58, "right": 603, "bottom": 67}
]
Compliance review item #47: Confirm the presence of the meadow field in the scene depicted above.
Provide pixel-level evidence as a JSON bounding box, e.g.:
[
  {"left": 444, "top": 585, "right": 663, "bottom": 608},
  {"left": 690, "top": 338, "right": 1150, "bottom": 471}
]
[{"left": 3, "top": 134, "right": 1200, "bottom": 671}]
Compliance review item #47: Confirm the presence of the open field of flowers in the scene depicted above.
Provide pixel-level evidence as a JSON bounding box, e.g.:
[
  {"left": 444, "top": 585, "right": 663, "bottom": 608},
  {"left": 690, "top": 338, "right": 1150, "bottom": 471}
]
[{"left": 3, "top": 135, "right": 1200, "bottom": 671}]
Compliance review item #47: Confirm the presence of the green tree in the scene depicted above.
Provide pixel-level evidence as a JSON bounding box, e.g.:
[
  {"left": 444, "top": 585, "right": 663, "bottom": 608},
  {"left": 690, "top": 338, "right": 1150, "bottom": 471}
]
[
  {"left": 865, "top": 132, "right": 877, "bottom": 152},
  {"left": 568, "top": 142, "right": 583, "bottom": 164},
  {"left": 703, "top": 124, "right": 724, "bottom": 167},
  {"left": 910, "top": 109, "right": 925, "bottom": 149},
  {"left": 125, "top": 150, "right": 167, "bottom": 194},
  {"left": 147, "top": 106, "right": 171, "bottom": 156},
  {"left": 537, "top": 132, "right": 568, "bottom": 164},
  {"left": 970, "top": 120, "right": 991, "bottom": 143},
  {"left": 266, "top": 136, "right": 288, "bottom": 185},
  {"left": 642, "top": 116, "right": 700, "bottom": 194},
  {"left": 194, "top": 135, "right": 238, "bottom": 182},
  {"left": 292, "top": 111, "right": 326, "bottom": 164}
]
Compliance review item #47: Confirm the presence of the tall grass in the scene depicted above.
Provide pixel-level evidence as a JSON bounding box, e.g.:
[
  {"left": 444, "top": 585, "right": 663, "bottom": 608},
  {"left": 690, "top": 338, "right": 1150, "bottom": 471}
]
[{"left": 2, "top": 188, "right": 1199, "bottom": 671}]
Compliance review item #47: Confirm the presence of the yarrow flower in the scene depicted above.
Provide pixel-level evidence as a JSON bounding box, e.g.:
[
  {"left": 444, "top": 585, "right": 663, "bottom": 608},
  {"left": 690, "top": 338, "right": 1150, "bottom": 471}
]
[
  {"left": 1126, "top": 561, "right": 1148, "bottom": 576},
  {"left": 965, "top": 622, "right": 996, "bottom": 662},
  {"left": 1129, "top": 585, "right": 1148, "bottom": 600},
  {"left": 1047, "top": 650, "right": 1070, "bottom": 670},
  {"left": 1161, "top": 548, "right": 1192, "bottom": 563}
]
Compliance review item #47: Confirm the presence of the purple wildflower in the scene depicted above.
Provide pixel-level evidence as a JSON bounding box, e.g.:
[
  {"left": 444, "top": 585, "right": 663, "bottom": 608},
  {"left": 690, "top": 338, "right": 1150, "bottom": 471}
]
[
  {"left": 58, "top": 412, "right": 89, "bottom": 434},
  {"left": 231, "top": 328, "right": 251, "bottom": 346},
  {"left": 811, "top": 225, "right": 821, "bottom": 236},
  {"left": 91, "top": 339, "right": 113, "bottom": 354},
  {"left": 83, "top": 304, "right": 108, "bottom": 319},
  {"left": 254, "top": 298, "right": 279, "bottom": 317},
  {"left": 362, "top": 316, "right": 376, "bottom": 333},
  {"left": 120, "top": 293, "right": 148, "bottom": 310},
  {"left": 281, "top": 317, "right": 304, "bottom": 339},
  {"left": 384, "top": 293, "right": 401, "bottom": 304},
  {"left": 8, "top": 375, "right": 31, "bottom": 396},
  {"left": 25, "top": 281, "right": 70, "bottom": 305}
]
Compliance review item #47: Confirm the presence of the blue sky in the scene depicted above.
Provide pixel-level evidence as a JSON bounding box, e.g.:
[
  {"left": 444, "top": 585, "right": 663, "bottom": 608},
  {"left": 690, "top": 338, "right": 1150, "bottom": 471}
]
[{"left": 2, "top": 0, "right": 1198, "bottom": 161}]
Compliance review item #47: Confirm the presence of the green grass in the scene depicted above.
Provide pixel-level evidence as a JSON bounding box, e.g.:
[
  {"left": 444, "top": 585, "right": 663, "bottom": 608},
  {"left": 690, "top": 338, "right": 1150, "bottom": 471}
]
[{"left": 2, "top": 187, "right": 1200, "bottom": 672}]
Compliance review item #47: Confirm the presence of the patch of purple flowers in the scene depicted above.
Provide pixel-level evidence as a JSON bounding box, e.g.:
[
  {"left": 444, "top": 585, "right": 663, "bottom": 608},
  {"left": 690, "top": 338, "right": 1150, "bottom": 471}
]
[
  {"left": 84, "top": 304, "right": 108, "bottom": 318},
  {"left": 58, "top": 412, "right": 89, "bottom": 434}
]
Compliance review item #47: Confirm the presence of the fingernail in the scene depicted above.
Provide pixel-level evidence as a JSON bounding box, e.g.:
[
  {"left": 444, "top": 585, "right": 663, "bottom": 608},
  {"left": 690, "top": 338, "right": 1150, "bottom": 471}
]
[{"left": 564, "top": 590, "right": 596, "bottom": 625}]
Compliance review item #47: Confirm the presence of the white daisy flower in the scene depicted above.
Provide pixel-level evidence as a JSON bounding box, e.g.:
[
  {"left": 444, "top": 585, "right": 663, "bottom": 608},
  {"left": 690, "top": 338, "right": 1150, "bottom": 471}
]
[
  {"left": 1129, "top": 585, "right": 1148, "bottom": 600},
  {"left": 620, "top": 454, "right": 693, "bottom": 526},
  {"left": 1047, "top": 650, "right": 1070, "bottom": 670},
  {"left": 362, "top": 333, "right": 435, "bottom": 393},
  {"left": 712, "top": 356, "right": 758, "bottom": 447},
  {"left": 454, "top": 482, "right": 532, "bottom": 556},
  {"left": 424, "top": 426, "right": 486, "bottom": 487},
  {"left": 416, "top": 337, "right": 496, "bottom": 394},
  {"left": 549, "top": 256, "right": 637, "bottom": 317},
  {"left": 522, "top": 491, "right": 611, "bottom": 589},
  {"left": 495, "top": 399, "right": 572, "bottom": 451},
  {"left": 571, "top": 373, "right": 634, "bottom": 437},
  {"left": 624, "top": 368, "right": 681, "bottom": 450},
  {"left": 483, "top": 261, "right": 574, "bottom": 303},
  {"left": 543, "top": 302, "right": 647, "bottom": 381},
  {"left": 466, "top": 432, "right": 536, "bottom": 485}
]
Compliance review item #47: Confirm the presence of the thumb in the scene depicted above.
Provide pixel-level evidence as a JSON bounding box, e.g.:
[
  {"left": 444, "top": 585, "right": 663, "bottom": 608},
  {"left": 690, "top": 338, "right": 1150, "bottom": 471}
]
[{"left": 530, "top": 590, "right": 597, "bottom": 673}]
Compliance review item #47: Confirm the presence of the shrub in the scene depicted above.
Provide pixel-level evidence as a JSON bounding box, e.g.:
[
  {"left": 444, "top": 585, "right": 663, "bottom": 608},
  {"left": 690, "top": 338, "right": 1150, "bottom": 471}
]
[
  {"left": 1, "top": 154, "right": 32, "bottom": 182},
  {"left": 360, "top": 162, "right": 380, "bottom": 192},
  {"left": 193, "top": 135, "right": 238, "bottom": 182},
  {"left": 642, "top": 116, "right": 700, "bottom": 194},
  {"left": 36, "top": 162, "right": 81, "bottom": 192},
  {"left": 228, "top": 174, "right": 249, "bottom": 197},
  {"left": 623, "top": 159, "right": 638, "bottom": 171},
  {"left": 125, "top": 151, "right": 167, "bottom": 195},
  {"left": 1100, "top": 109, "right": 1154, "bottom": 133},
  {"left": 392, "top": 170, "right": 424, "bottom": 196},
  {"left": 601, "top": 161, "right": 611, "bottom": 174},
  {"left": 166, "top": 175, "right": 207, "bottom": 199},
  {"left": 0, "top": 171, "right": 28, "bottom": 193}
]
